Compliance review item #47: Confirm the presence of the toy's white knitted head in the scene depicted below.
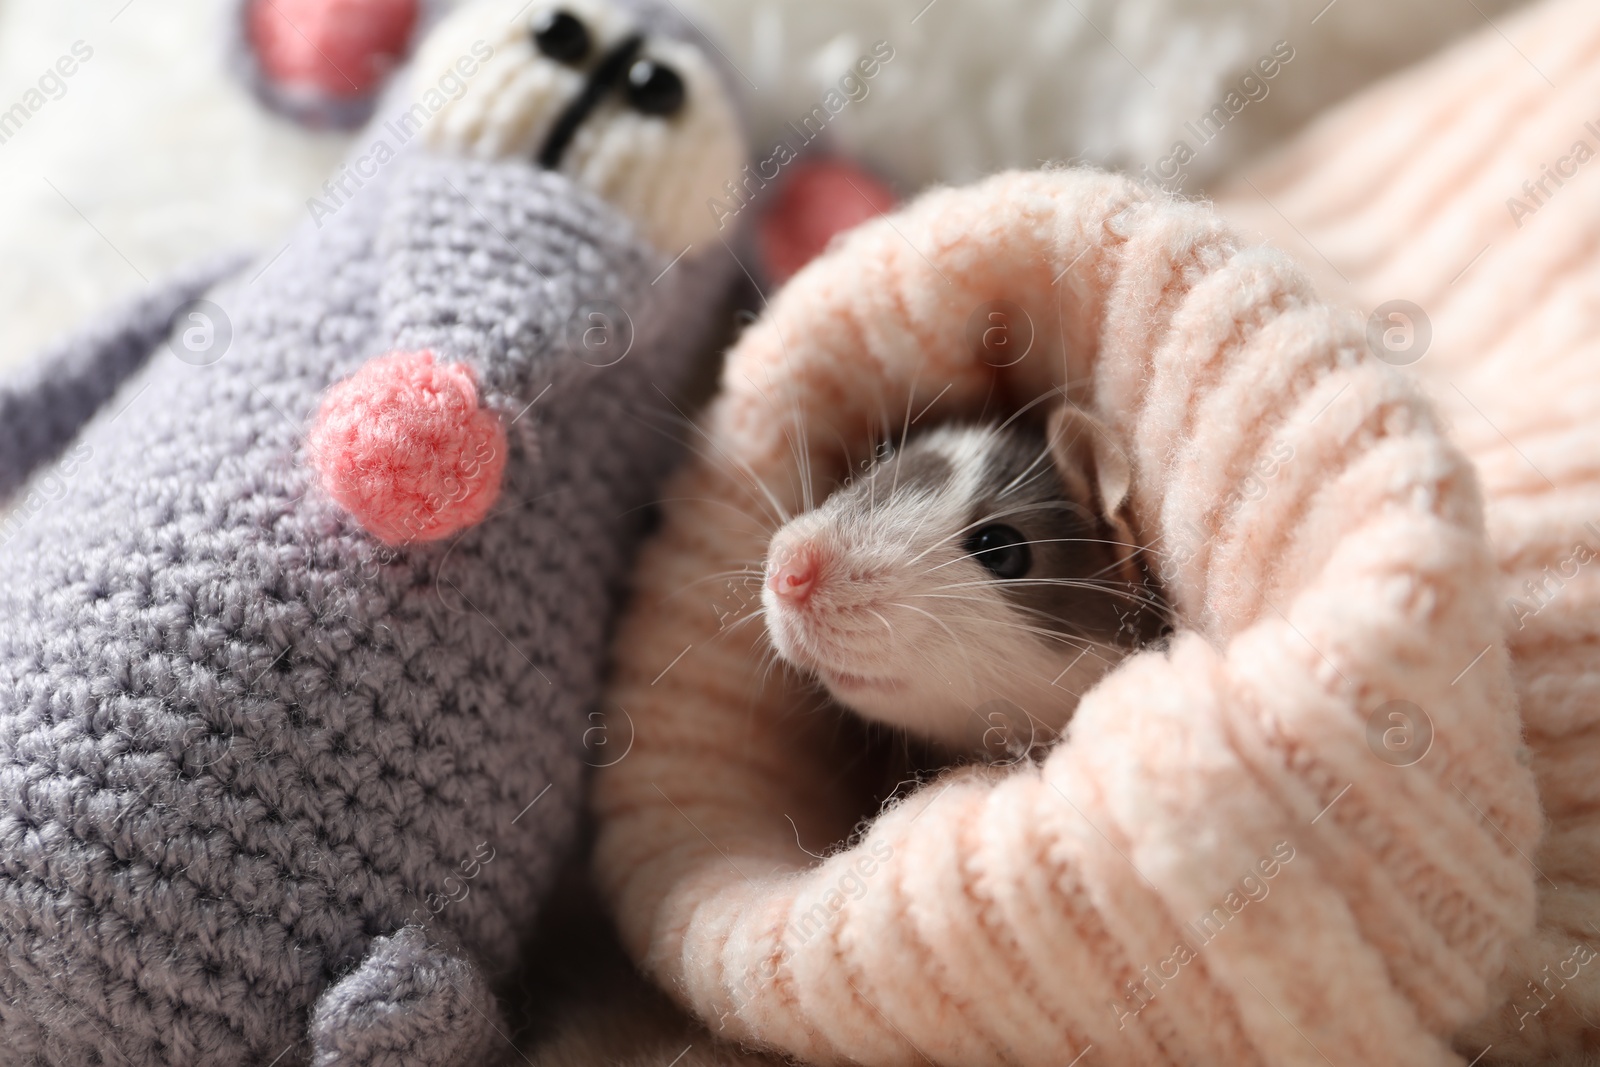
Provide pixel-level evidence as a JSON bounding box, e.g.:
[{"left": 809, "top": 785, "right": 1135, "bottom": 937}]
[{"left": 413, "top": 0, "right": 744, "bottom": 255}]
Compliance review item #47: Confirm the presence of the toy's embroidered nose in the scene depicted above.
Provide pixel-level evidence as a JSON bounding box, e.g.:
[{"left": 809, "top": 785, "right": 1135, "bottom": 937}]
[
  {"left": 538, "top": 32, "right": 644, "bottom": 169},
  {"left": 309, "top": 350, "right": 508, "bottom": 545}
]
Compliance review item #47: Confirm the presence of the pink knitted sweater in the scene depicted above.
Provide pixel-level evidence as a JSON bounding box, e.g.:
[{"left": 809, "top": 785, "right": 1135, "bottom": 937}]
[
  {"left": 592, "top": 164, "right": 1543, "bottom": 1063},
  {"left": 1217, "top": 0, "right": 1600, "bottom": 1060}
]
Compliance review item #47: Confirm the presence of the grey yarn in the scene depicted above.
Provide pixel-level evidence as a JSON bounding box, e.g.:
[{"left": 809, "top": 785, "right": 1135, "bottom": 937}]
[
  {"left": 0, "top": 255, "right": 245, "bottom": 504},
  {"left": 0, "top": 7, "right": 742, "bottom": 1063},
  {"left": 307, "top": 927, "right": 501, "bottom": 1067}
]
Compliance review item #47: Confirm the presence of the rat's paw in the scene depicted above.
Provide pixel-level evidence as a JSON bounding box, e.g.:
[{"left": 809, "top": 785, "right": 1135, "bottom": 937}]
[{"left": 310, "top": 350, "right": 508, "bottom": 546}]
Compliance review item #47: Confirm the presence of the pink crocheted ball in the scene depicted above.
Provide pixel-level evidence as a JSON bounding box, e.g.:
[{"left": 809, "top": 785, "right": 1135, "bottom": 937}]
[
  {"left": 247, "top": 0, "right": 418, "bottom": 99},
  {"left": 310, "top": 351, "right": 507, "bottom": 546}
]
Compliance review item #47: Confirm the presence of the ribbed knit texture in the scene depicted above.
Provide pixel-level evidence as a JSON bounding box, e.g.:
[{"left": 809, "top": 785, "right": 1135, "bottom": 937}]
[
  {"left": 592, "top": 168, "right": 1542, "bottom": 1066},
  {"left": 1215, "top": 1, "right": 1600, "bottom": 1061},
  {"left": 0, "top": 46, "right": 740, "bottom": 1067}
]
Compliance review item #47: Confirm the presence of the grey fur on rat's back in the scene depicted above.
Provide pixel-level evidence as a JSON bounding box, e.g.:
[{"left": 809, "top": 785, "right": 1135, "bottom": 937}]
[{"left": 0, "top": 12, "right": 740, "bottom": 1067}]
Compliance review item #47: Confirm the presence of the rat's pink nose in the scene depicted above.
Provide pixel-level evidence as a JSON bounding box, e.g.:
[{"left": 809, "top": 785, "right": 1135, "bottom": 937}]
[{"left": 768, "top": 543, "right": 821, "bottom": 604}]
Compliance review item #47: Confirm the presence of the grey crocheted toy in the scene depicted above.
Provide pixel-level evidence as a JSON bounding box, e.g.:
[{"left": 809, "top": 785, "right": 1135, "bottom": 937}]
[{"left": 0, "top": 0, "right": 747, "bottom": 1063}]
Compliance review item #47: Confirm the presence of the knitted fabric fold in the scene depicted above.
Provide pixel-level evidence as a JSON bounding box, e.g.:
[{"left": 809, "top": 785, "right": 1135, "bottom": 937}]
[
  {"left": 1215, "top": 0, "right": 1600, "bottom": 1060},
  {"left": 593, "top": 167, "right": 1542, "bottom": 1065}
]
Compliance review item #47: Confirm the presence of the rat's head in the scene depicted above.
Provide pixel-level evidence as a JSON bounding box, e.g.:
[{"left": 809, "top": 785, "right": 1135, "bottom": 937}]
[
  {"left": 410, "top": 0, "right": 745, "bottom": 255},
  {"left": 760, "top": 405, "right": 1165, "bottom": 754}
]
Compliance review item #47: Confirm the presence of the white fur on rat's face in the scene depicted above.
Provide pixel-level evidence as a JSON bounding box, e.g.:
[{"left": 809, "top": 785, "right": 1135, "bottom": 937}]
[
  {"left": 761, "top": 424, "right": 1136, "bottom": 754},
  {"left": 412, "top": 0, "right": 744, "bottom": 256}
]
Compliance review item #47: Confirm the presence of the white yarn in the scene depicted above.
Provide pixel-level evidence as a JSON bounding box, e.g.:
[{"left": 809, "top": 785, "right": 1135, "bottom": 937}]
[
  {"left": 0, "top": 0, "right": 1527, "bottom": 370},
  {"left": 677, "top": 0, "right": 1527, "bottom": 192},
  {"left": 0, "top": 0, "right": 345, "bottom": 370},
  {"left": 416, "top": 0, "right": 746, "bottom": 254}
]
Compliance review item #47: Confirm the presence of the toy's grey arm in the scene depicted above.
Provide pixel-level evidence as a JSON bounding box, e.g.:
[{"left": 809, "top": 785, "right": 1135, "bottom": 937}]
[
  {"left": 310, "top": 926, "right": 508, "bottom": 1067},
  {"left": 0, "top": 251, "right": 250, "bottom": 502}
]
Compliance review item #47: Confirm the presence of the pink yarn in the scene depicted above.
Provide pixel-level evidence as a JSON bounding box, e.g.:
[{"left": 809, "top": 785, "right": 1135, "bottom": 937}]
[
  {"left": 309, "top": 350, "right": 506, "bottom": 546},
  {"left": 592, "top": 169, "right": 1541, "bottom": 1066},
  {"left": 758, "top": 159, "right": 899, "bottom": 285},
  {"left": 1216, "top": 1, "right": 1600, "bottom": 1057},
  {"left": 247, "top": 0, "right": 418, "bottom": 98}
]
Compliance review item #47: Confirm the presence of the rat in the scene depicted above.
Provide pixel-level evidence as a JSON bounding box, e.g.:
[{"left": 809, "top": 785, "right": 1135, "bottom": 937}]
[{"left": 761, "top": 401, "right": 1168, "bottom": 756}]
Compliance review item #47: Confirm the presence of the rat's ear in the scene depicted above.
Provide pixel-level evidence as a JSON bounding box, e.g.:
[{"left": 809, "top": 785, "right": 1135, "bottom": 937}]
[{"left": 1047, "top": 401, "right": 1139, "bottom": 580}]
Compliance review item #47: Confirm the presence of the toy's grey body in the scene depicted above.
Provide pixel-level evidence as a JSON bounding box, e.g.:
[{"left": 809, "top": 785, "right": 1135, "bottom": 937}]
[{"left": 0, "top": 2, "right": 744, "bottom": 1061}]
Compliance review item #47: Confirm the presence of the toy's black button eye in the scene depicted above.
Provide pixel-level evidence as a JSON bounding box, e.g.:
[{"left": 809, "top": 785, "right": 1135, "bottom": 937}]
[
  {"left": 625, "top": 59, "right": 685, "bottom": 116},
  {"left": 966, "top": 524, "right": 1032, "bottom": 580},
  {"left": 532, "top": 9, "right": 591, "bottom": 64}
]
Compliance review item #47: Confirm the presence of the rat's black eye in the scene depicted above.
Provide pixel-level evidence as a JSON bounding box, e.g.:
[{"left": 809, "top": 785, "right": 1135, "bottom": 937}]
[
  {"left": 966, "top": 524, "right": 1031, "bottom": 580},
  {"left": 625, "top": 59, "right": 685, "bottom": 116},
  {"left": 532, "top": 9, "right": 591, "bottom": 64}
]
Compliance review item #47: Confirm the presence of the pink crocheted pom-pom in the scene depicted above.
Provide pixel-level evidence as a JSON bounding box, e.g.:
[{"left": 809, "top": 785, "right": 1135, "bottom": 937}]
[
  {"left": 247, "top": 0, "right": 418, "bottom": 99},
  {"left": 310, "top": 351, "right": 507, "bottom": 546}
]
